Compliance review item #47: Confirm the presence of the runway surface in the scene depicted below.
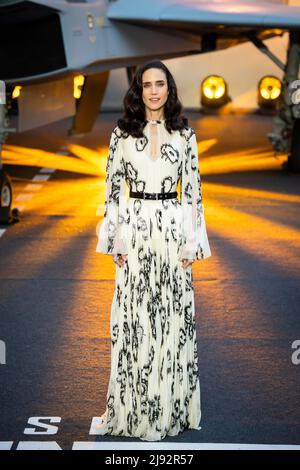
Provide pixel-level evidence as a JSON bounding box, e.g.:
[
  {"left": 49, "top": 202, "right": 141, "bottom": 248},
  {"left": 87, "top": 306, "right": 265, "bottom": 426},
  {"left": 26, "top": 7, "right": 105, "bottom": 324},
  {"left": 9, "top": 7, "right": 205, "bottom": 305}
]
[{"left": 0, "top": 110, "right": 300, "bottom": 450}]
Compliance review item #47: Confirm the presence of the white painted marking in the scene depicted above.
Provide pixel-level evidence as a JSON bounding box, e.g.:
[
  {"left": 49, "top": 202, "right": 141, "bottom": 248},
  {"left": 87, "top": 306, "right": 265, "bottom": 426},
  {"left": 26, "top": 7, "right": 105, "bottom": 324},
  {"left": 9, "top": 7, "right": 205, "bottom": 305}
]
[
  {"left": 32, "top": 175, "right": 50, "bottom": 182},
  {"left": 0, "top": 442, "right": 13, "bottom": 450},
  {"left": 2, "top": 441, "right": 299, "bottom": 451},
  {"left": 17, "top": 441, "right": 61, "bottom": 450},
  {"left": 24, "top": 184, "right": 43, "bottom": 191},
  {"left": 24, "top": 417, "right": 61, "bottom": 435},
  {"left": 39, "top": 168, "right": 56, "bottom": 173},
  {"left": 15, "top": 194, "right": 34, "bottom": 201},
  {"left": 89, "top": 417, "right": 107, "bottom": 435},
  {"left": 0, "top": 229, "right": 6, "bottom": 237},
  {"left": 72, "top": 442, "right": 300, "bottom": 450}
]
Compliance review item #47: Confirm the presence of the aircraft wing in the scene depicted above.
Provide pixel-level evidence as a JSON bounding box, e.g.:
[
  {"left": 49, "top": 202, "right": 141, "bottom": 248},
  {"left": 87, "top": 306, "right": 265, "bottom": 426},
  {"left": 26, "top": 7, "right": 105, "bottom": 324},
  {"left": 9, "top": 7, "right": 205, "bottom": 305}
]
[
  {"left": 1, "top": 0, "right": 300, "bottom": 134},
  {"left": 107, "top": 0, "right": 300, "bottom": 33}
]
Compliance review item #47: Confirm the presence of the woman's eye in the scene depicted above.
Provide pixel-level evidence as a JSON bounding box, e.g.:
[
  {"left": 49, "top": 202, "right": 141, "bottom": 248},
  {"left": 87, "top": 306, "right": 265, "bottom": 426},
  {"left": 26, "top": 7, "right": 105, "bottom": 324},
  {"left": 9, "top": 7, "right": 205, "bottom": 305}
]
[{"left": 143, "top": 83, "right": 165, "bottom": 88}]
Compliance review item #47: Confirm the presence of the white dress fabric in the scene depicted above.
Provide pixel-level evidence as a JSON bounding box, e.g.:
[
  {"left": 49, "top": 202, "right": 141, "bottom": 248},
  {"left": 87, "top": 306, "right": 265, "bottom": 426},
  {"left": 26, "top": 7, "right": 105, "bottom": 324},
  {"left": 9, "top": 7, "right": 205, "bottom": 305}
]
[{"left": 95, "top": 119, "right": 211, "bottom": 441}]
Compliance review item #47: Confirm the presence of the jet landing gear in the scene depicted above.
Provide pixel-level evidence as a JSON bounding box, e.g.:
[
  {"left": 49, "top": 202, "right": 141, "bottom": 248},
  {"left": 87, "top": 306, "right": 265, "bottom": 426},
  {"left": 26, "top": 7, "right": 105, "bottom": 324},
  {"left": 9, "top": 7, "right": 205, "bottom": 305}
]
[
  {"left": 0, "top": 100, "right": 20, "bottom": 225},
  {"left": 0, "top": 169, "right": 18, "bottom": 225},
  {"left": 288, "top": 115, "right": 300, "bottom": 171},
  {"left": 249, "top": 31, "right": 300, "bottom": 172},
  {"left": 268, "top": 31, "right": 300, "bottom": 172}
]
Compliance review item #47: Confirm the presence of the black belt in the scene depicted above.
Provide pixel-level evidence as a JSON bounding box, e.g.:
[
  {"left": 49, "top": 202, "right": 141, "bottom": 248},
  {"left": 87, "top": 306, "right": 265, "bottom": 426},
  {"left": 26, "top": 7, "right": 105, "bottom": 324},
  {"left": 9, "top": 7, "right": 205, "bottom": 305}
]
[{"left": 129, "top": 190, "right": 178, "bottom": 200}]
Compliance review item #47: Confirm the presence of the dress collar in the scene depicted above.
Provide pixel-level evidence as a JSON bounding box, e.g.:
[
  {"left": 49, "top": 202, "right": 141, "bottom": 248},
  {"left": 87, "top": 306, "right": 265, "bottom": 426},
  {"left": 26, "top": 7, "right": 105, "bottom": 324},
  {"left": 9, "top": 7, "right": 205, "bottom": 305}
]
[{"left": 145, "top": 119, "right": 166, "bottom": 124}]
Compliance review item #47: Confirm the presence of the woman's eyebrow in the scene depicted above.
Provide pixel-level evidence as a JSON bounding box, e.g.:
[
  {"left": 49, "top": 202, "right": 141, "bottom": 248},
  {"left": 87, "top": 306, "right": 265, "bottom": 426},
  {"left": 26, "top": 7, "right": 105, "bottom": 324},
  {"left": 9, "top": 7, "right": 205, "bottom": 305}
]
[{"left": 142, "top": 80, "right": 166, "bottom": 84}]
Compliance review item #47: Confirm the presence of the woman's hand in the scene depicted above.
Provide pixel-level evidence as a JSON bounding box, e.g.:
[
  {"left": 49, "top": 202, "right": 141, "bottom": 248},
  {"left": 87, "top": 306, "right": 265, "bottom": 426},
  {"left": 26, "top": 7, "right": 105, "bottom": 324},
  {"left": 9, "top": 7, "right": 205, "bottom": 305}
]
[
  {"left": 112, "top": 253, "right": 128, "bottom": 267},
  {"left": 180, "top": 258, "right": 194, "bottom": 269}
]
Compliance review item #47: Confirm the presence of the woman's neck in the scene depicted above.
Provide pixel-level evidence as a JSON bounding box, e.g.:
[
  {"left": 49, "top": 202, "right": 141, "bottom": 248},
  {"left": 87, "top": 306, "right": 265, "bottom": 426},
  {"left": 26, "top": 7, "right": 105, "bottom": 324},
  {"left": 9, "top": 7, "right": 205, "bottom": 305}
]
[{"left": 145, "top": 110, "right": 165, "bottom": 121}]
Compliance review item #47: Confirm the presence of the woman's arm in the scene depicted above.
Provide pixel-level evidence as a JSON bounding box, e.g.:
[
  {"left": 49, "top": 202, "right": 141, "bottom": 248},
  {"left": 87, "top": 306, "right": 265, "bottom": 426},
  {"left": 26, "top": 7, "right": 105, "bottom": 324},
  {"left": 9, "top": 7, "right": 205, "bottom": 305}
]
[
  {"left": 96, "top": 126, "right": 128, "bottom": 256},
  {"left": 179, "top": 128, "right": 212, "bottom": 261}
]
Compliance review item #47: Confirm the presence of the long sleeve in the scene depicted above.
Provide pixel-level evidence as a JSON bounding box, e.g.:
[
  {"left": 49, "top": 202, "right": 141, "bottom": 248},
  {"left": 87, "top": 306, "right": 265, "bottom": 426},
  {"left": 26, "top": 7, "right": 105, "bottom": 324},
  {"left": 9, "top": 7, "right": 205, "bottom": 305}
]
[
  {"left": 95, "top": 126, "right": 128, "bottom": 255},
  {"left": 179, "top": 128, "right": 211, "bottom": 261}
]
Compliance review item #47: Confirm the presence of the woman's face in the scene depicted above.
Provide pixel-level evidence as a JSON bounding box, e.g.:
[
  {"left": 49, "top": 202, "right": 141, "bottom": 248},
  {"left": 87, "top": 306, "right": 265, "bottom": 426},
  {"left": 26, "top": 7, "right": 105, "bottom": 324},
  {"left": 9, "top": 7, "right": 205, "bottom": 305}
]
[{"left": 142, "top": 68, "right": 169, "bottom": 114}]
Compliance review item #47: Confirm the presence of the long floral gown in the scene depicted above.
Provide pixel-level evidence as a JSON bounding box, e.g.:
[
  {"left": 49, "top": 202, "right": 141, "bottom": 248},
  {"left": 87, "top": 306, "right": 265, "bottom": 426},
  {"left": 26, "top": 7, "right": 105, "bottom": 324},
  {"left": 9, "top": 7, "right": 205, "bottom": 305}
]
[{"left": 95, "top": 119, "right": 211, "bottom": 441}]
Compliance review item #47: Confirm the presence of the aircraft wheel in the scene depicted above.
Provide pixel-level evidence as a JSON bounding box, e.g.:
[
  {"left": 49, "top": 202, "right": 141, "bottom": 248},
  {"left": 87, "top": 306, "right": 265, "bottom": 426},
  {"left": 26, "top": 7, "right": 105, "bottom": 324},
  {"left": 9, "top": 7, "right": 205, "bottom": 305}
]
[
  {"left": 286, "top": 118, "right": 300, "bottom": 172},
  {"left": 0, "top": 169, "right": 19, "bottom": 224}
]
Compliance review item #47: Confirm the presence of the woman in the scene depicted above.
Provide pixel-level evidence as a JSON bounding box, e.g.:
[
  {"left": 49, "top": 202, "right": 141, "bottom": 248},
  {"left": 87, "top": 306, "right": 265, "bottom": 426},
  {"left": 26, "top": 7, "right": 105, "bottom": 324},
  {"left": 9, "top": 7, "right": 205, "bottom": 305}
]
[{"left": 95, "top": 59, "right": 211, "bottom": 441}]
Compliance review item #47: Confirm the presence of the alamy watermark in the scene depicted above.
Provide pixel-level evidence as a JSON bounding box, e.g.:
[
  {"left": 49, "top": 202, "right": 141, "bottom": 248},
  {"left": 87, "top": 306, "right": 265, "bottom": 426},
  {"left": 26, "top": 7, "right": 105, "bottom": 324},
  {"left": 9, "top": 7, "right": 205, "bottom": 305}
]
[
  {"left": 290, "top": 79, "right": 300, "bottom": 105},
  {"left": 0, "top": 340, "right": 6, "bottom": 365},
  {"left": 0, "top": 80, "right": 6, "bottom": 104},
  {"left": 291, "top": 340, "right": 300, "bottom": 365}
]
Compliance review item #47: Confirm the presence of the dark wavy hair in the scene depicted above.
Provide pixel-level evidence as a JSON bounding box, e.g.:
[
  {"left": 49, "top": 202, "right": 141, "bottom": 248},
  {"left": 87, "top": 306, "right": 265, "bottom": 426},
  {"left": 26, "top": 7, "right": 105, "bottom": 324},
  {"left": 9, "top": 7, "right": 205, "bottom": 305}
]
[{"left": 117, "top": 60, "right": 189, "bottom": 138}]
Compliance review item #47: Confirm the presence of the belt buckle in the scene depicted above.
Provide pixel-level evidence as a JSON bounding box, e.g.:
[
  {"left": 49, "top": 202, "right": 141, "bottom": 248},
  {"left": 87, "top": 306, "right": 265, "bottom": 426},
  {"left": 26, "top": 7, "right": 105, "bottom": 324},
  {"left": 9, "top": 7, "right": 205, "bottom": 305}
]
[
  {"left": 143, "top": 192, "right": 146, "bottom": 200},
  {"left": 155, "top": 193, "right": 159, "bottom": 200}
]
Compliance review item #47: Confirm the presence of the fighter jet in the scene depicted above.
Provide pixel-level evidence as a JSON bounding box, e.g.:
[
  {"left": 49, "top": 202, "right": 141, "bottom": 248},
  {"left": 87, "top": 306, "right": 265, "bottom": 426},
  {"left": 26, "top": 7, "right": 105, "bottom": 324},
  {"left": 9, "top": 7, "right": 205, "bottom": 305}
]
[{"left": 0, "top": 0, "right": 300, "bottom": 222}]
